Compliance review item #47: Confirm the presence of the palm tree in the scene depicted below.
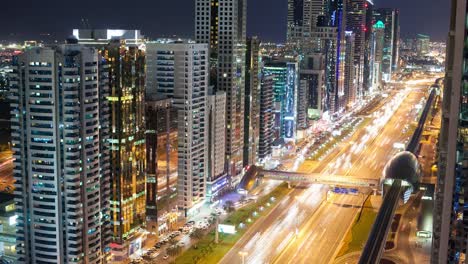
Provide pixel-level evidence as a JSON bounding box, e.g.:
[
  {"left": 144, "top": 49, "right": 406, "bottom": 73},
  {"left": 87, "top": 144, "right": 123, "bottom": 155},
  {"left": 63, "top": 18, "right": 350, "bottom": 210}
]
[
  {"left": 168, "top": 237, "right": 178, "bottom": 247},
  {"left": 225, "top": 200, "right": 235, "bottom": 212},
  {"left": 166, "top": 245, "right": 182, "bottom": 257},
  {"left": 240, "top": 195, "right": 246, "bottom": 204},
  {"left": 190, "top": 228, "right": 204, "bottom": 241}
]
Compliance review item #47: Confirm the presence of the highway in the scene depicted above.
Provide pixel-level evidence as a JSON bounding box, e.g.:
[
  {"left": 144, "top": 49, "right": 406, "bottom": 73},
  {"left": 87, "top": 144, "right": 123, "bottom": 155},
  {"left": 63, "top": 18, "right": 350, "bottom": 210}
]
[
  {"left": 273, "top": 194, "right": 364, "bottom": 264},
  {"left": 219, "top": 184, "right": 328, "bottom": 264},
  {"left": 274, "top": 87, "right": 427, "bottom": 264},
  {"left": 219, "top": 85, "right": 428, "bottom": 264}
]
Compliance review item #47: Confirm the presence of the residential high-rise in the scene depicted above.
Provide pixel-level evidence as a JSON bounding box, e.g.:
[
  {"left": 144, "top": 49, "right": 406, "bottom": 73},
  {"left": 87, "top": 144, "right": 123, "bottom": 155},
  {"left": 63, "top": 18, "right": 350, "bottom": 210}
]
[
  {"left": 299, "top": 53, "right": 325, "bottom": 121},
  {"left": 416, "top": 33, "right": 430, "bottom": 56},
  {"left": 345, "top": 0, "right": 366, "bottom": 99},
  {"left": 10, "top": 43, "right": 110, "bottom": 263},
  {"left": 287, "top": 0, "right": 313, "bottom": 42},
  {"left": 311, "top": 0, "right": 347, "bottom": 115},
  {"left": 344, "top": 31, "right": 357, "bottom": 108},
  {"left": 432, "top": 0, "right": 468, "bottom": 262},
  {"left": 311, "top": 0, "right": 327, "bottom": 31},
  {"left": 258, "top": 72, "right": 275, "bottom": 162},
  {"left": 363, "top": 0, "right": 375, "bottom": 95},
  {"left": 73, "top": 29, "right": 146, "bottom": 261},
  {"left": 263, "top": 58, "right": 299, "bottom": 141},
  {"left": 372, "top": 21, "right": 385, "bottom": 90},
  {"left": 391, "top": 9, "right": 400, "bottom": 72},
  {"left": 207, "top": 90, "right": 227, "bottom": 201},
  {"left": 297, "top": 56, "right": 312, "bottom": 130},
  {"left": 373, "top": 8, "right": 398, "bottom": 81},
  {"left": 146, "top": 40, "right": 208, "bottom": 215},
  {"left": 144, "top": 96, "right": 177, "bottom": 232},
  {"left": 244, "top": 37, "right": 261, "bottom": 167},
  {"left": 195, "top": 0, "right": 247, "bottom": 181},
  {"left": 312, "top": 25, "right": 338, "bottom": 114}
]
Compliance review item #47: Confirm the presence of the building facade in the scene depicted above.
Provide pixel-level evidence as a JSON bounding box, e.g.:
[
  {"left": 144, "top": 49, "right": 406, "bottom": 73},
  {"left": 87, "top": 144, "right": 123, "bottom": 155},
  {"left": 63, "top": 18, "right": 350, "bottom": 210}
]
[
  {"left": 344, "top": 31, "right": 357, "bottom": 108},
  {"left": 372, "top": 21, "right": 385, "bottom": 90},
  {"left": 207, "top": 90, "right": 227, "bottom": 201},
  {"left": 300, "top": 53, "right": 326, "bottom": 121},
  {"left": 10, "top": 44, "right": 111, "bottom": 263},
  {"left": 373, "top": 8, "right": 398, "bottom": 81},
  {"left": 416, "top": 34, "right": 430, "bottom": 56},
  {"left": 258, "top": 72, "right": 275, "bottom": 162},
  {"left": 146, "top": 40, "right": 209, "bottom": 215},
  {"left": 244, "top": 37, "right": 261, "bottom": 166},
  {"left": 363, "top": 0, "right": 375, "bottom": 95},
  {"left": 263, "top": 58, "right": 299, "bottom": 141},
  {"left": 345, "top": 0, "right": 366, "bottom": 100},
  {"left": 195, "top": 0, "right": 247, "bottom": 181},
  {"left": 73, "top": 29, "right": 146, "bottom": 260},
  {"left": 144, "top": 97, "right": 177, "bottom": 233},
  {"left": 432, "top": 0, "right": 468, "bottom": 262},
  {"left": 287, "top": 0, "right": 313, "bottom": 42}
]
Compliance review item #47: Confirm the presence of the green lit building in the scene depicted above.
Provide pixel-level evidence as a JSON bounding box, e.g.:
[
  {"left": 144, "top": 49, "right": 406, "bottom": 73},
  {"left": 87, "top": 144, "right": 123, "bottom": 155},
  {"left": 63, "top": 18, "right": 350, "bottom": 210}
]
[{"left": 263, "top": 58, "right": 299, "bottom": 141}]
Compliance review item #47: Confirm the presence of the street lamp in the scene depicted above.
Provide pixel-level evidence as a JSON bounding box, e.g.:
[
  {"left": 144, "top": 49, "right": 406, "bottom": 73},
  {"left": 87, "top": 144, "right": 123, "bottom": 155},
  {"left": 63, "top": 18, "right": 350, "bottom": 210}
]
[{"left": 238, "top": 251, "right": 248, "bottom": 264}]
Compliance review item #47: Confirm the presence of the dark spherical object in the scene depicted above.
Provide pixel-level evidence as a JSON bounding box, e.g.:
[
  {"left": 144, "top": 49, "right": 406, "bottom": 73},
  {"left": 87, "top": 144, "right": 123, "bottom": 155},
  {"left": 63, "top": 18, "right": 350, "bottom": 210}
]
[
  {"left": 383, "top": 151, "right": 421, "bottom": 187},
  {"left": 66, "top": 35, "right": 78, "bottom": 44}
]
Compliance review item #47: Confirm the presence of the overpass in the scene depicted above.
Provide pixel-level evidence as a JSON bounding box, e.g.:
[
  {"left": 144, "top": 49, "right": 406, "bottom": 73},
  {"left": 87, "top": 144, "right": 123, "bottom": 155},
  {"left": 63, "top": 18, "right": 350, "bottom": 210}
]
[{"left": 260, "top": 169, "right": 380, "bottom": 188}]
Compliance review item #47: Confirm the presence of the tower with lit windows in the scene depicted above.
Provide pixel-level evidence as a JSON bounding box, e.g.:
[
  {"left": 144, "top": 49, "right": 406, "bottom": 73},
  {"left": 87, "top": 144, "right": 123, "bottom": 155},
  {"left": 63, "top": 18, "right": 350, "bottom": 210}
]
[
  {"left": 195, "top": 0, "right": 247, "bottom": 181},
  {"left": 11, "top": 43, "right": 111, "bottom": 264}
]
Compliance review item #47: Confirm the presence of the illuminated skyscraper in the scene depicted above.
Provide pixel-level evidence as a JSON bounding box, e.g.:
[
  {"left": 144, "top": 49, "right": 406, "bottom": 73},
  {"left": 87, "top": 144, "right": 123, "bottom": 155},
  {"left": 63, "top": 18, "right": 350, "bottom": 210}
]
[
  {"left": 312, "top": 0, "right": 346, "bottom": 115},
  {"left": 299, "top": 53, "right": 325, "bottom": 121},
  {"left": 263, "top": 58, "right": 299, "bottom": 141},
  {"left": 432, "top": 0, "right": 468, "bottom": 262},
  {"left": 244, "top": 37, "right": 261, "bottom": 166},
  {"left": 207, "top": 90, "right": 227, "bottom": 200},
  {"left": 344, "top": 31, "right": 357, "bottom": 108},
  {"left": 195, "top": 0, "right": 247, "bottom": 181},
  {"left": 311, "top": 0, "right": 327, "bottom": 31},
  {"left": 363, "top": 0, "right": 375, "bottom": 94},
  {"left": 10, "top": 43, "right": 111, "bottom": 263},
  {"left": 146, "top": 40, "right": 209, "bottom": 215},
  {"left": 372, "top": 20, "right": 385, "bottom": 90},
  {"left": 287, "top": 0, "right": 313, "bottom": 42},
  {"left": 373, "top": 8, "right": 398, "bottom": 81},
  {"left": 144, "top": 97, "right": 177, "bottom": 232},
  {"left": 345, "top": 0, "right": 366, "bottom": 99},
  {"left": 391, "top": 9, "right": 400, "bottom": 72},
  {"left": 73, "top": 29, "right": 146, "bottom": 260},
  {"left": 416, "top": 33, "right": 430, "bottom": 56},
  {"left": 258, "top": 73, "right": 275, "bottom": 162}
]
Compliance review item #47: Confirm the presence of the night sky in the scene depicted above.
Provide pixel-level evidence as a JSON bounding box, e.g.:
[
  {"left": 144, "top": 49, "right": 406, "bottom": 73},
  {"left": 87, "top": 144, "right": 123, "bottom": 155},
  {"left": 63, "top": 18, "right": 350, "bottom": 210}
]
[{"left": 0, "top": 0, "right": 449, "bottom": 43}]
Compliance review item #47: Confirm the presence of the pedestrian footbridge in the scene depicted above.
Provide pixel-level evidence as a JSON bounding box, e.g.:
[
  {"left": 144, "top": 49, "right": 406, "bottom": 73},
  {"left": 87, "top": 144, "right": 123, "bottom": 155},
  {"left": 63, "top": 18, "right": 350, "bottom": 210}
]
[{"left": 260, "top": 169, "right": 380, "bottom": 188}]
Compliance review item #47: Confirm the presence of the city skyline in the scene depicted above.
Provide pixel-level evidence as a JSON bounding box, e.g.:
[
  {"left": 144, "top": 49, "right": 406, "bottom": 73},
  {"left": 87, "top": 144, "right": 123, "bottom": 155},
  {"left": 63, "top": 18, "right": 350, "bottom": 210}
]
[
  {"left": 1, "top": 0, "right": 449, "bottom": 42},
  {"left": 0, "top": 0, "right": 455, "bottom": 263}
]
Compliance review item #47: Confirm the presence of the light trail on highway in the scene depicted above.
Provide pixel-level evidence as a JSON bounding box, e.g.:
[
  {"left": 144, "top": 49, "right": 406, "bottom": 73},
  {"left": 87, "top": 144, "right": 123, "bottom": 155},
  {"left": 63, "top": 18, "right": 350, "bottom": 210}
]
[
  {"left": 220, "top": 84, "right": 428, "bottom": 264},
  {"left": 272, "top": 87, "right": 427, "bottom": 264}
]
